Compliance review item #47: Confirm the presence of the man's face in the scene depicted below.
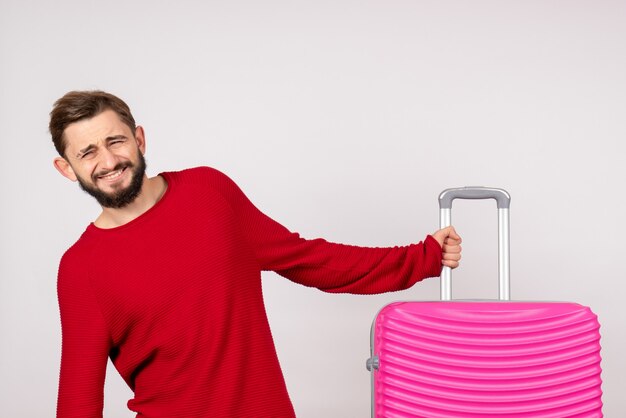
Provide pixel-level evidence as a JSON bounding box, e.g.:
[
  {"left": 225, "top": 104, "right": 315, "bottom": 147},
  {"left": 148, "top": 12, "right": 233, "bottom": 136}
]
[{"left": 56, "top": 109, "right": 147, "bottom": 208}]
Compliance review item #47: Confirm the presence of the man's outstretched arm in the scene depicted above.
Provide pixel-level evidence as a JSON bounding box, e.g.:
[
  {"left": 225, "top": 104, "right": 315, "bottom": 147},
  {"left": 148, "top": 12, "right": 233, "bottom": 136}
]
[{"left": 199, "top": 167, "right": 462, "bottom": 294}]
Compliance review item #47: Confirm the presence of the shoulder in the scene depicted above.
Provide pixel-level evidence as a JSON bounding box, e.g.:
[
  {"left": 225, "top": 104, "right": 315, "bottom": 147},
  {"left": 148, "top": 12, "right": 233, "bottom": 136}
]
[
  {"left": 57, "top": 230, "right": 99, "bottom": 297},
  {"left": 57, "top": 226, "right": 101, "bottom": 280},
  {"left": 60, "top": 229, "right": 95, "bottom": 266},
  {"left": 161, "top": 166, "right": 233, "bottom": 183},
  {"left": 161, "top": 166, "right": 242, "bottom": 194}
]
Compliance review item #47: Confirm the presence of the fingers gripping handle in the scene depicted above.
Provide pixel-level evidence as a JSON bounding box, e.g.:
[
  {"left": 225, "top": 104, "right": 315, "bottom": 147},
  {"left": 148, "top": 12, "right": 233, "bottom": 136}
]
[{"left": 438, "top": 187, "right": 511, "bottom": 301}]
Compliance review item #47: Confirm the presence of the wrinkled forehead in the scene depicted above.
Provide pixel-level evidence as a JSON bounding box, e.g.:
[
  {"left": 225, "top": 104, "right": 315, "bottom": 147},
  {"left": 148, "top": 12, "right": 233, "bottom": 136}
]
[{"left": 63, "top": 109, "right": 134, "bottom": 155}]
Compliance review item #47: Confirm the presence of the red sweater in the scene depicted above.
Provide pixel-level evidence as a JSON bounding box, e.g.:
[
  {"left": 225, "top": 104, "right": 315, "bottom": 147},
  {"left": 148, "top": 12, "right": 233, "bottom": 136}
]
[{"left": 56, "top": 166, "right": 442, "bottom": 417}]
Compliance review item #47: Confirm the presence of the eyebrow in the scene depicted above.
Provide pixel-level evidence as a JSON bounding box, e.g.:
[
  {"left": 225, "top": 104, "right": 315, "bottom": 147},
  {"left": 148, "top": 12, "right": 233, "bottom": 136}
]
[{"left": 75, "top": 135, "right": 128, "bottom": 158}]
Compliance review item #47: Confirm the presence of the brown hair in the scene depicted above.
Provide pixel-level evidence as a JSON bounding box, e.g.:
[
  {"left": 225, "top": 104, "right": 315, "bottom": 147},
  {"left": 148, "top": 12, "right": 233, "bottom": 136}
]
[{"left": 49, "top": 90, "right": 136, "bottom": 157}]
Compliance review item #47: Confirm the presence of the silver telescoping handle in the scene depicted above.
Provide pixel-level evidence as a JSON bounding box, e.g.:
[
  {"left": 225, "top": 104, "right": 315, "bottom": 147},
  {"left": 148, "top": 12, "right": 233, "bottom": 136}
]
[{"left": 438, "top": 187, "right": 511, "bottom": 301}]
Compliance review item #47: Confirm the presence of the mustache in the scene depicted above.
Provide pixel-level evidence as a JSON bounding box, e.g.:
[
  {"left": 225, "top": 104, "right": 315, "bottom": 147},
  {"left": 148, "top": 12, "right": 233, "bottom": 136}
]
[{"left": 93, "top": 162, "right": 133, "bottom": 181}]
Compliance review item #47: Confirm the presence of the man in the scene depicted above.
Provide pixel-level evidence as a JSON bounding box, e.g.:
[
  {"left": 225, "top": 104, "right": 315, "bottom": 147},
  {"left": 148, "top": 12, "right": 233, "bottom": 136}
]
[{"left": 50, "top": 90, "right": 462, "bottom": 417}]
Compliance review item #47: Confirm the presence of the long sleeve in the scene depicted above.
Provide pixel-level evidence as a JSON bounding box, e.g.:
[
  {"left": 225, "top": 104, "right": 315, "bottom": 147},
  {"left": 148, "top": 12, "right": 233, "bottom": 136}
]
[
  {"left": 200, "top": 167, "right": 443, "bottom": 294},
  {"left": 52, "top": 166, "right": 441, "bottom": 417},
  {"left": 57, "top": 251, "right": 111, "bottom": 418}
]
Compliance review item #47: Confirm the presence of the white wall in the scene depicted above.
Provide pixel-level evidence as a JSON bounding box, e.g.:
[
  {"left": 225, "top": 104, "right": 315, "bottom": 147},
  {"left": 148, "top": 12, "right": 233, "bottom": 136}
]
[{"left": 1, "top": 0, "right": 624, "bottom": 416}]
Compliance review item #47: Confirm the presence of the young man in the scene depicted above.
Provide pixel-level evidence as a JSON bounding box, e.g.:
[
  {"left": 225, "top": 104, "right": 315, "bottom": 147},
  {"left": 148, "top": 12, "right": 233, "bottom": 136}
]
[{"left": 50, "top": 91, "right": 462, "bottom": 418}]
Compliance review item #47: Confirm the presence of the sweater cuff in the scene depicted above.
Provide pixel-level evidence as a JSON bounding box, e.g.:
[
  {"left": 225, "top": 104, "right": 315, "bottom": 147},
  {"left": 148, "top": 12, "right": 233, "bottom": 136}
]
[{"left": 424, "top": 234, "right": 444, "bottom": 278}]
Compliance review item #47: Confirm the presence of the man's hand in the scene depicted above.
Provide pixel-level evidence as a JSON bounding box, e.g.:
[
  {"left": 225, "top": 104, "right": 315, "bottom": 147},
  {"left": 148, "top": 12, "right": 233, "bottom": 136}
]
[{"left": 432, "top": 226, "right": 462, "bottom": 269}]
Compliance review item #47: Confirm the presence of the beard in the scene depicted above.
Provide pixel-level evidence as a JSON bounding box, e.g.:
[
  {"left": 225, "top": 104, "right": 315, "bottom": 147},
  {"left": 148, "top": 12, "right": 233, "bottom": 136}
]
[{"left": 76, "top": 152, "right": 147, "bottom": 208}]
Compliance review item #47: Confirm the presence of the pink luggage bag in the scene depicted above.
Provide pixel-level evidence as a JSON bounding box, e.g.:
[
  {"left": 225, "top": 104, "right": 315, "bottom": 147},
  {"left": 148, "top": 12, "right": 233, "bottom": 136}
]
[{"left": 367, "top": 187, "right": 603, "bottom": 417}]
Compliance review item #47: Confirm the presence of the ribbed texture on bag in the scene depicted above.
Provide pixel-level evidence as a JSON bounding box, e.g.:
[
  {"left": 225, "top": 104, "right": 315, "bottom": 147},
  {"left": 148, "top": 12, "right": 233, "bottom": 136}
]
[{"left": 373, "top": 302, "right": 603, "bottom": 418}]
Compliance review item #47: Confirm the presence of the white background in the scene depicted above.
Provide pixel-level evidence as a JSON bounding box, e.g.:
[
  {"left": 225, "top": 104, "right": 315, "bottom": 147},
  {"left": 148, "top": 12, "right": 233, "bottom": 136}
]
[{"left": 1, "top": 0, "right": 625, "bottom": 416}]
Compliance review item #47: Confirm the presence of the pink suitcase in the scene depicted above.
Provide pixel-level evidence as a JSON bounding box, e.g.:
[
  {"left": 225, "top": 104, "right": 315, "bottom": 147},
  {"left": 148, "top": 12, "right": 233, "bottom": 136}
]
[{"left": 367, "top": 188, "right": 603, "bottom": 417}]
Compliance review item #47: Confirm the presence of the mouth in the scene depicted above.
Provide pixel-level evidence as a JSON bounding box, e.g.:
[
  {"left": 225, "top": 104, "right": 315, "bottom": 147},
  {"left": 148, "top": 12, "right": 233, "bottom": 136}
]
[{"left": 97, "top": 166, "right": 128, "bottom": 183}]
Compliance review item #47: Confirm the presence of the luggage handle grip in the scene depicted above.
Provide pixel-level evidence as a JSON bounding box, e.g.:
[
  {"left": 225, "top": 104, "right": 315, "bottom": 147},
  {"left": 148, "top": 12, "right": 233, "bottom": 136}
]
[
  {"left": 438, "top": 187, "right": 511, "bottom": 301},
  {"left": 439, "top": 187, "right": 510, "bottom": 209}
]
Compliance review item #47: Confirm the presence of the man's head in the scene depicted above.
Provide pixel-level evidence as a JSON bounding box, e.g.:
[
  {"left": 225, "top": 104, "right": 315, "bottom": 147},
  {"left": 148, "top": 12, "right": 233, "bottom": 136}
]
[
  {"left": 50, "top": 91, "right": 148, "bottom": 208},
  {"left": 50, "top": 90, "right": 137, "bottom": 158}
]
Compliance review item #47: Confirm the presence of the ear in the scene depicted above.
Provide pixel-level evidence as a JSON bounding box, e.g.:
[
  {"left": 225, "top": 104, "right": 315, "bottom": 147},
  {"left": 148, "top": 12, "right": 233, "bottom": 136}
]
[
  {"left": 53, "top": 157, "right": 78, "bottom": 182},
  {"left": 134, "top": 126, "right": 146, "bottom": 155}
]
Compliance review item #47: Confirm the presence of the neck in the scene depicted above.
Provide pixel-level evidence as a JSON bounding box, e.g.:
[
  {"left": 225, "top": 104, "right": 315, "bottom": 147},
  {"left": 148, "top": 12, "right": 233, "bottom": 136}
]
[{"left": 94, "top": 175, "right": 167, "bottom": 229}]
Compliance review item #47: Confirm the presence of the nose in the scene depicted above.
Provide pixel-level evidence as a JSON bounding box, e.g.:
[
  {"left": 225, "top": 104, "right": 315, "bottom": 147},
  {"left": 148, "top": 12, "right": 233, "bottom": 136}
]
[{"left": 97, "top": 147, "right": 120, "bottom": 174}]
